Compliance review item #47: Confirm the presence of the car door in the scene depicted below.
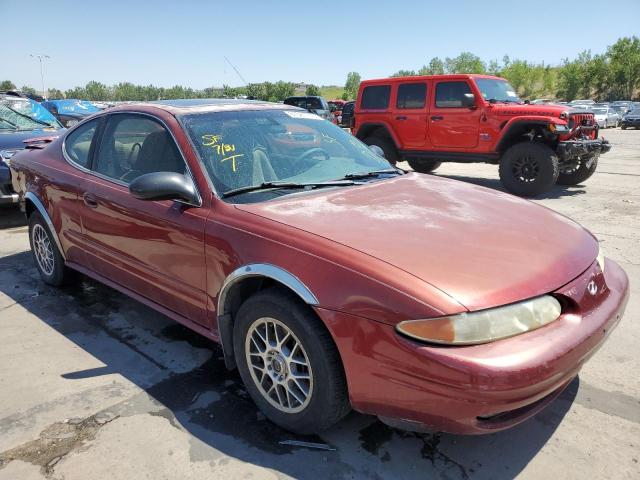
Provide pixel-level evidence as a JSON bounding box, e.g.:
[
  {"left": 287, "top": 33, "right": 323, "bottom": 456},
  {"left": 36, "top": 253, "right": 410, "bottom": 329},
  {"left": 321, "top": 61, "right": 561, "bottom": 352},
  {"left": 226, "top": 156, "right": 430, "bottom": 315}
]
[
  {"left": 79, "top": 112, "right": 209, "bottom": 326},
  {"left": 429, "top": 80, "right": 481, "bottom": 149},
  {"left": 390, "top": 82, "right": 428, "bottom": 148}
]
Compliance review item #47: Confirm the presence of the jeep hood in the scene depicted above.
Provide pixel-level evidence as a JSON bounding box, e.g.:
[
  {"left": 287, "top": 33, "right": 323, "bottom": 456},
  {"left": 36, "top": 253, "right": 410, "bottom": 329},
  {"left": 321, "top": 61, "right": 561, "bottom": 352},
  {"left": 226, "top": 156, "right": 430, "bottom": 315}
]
[
  {"left": 235, "top": 174, "right": 598, "bottom": 311},
  {"left": 492, "top": 103, "right": 569, "bottom": 118}
]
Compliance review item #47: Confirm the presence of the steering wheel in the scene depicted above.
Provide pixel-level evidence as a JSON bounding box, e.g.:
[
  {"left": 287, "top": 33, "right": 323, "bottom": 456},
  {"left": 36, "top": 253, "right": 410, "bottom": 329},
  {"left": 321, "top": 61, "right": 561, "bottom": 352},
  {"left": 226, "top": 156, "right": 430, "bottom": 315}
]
[{"left": 297, "top": 148, "right": 330, "bottom": 167}]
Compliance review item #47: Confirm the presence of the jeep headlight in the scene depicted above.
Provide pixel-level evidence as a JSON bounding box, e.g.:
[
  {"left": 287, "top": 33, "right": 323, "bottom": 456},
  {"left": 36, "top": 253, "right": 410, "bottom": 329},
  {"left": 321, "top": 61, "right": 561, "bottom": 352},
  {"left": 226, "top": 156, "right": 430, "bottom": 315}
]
[{"left": 396, "top": 295, "right": 562, "bottom": 345}]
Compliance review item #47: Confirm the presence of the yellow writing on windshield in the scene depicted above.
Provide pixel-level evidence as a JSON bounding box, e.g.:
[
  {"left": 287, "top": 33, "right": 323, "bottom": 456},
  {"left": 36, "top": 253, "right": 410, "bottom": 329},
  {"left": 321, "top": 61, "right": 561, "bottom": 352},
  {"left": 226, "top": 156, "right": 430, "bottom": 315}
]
[{"left": 202, "top": 134, "right": 244, "bottom": 172}]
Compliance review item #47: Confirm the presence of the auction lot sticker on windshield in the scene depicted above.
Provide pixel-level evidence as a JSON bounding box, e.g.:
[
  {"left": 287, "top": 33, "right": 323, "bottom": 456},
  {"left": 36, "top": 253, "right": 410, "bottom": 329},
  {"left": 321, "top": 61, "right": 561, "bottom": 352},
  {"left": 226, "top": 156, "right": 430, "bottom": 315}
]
[{"left": 284, "top": 111, "right": 321, "bottom": 120}]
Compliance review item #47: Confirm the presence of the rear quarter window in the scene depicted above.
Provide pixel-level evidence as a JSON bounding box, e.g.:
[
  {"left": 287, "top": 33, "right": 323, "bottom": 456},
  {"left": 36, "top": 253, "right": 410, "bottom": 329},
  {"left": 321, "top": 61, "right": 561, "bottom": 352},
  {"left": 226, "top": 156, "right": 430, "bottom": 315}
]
[{"left": 361, "top": 85, "right": 391, "bottom": 110}]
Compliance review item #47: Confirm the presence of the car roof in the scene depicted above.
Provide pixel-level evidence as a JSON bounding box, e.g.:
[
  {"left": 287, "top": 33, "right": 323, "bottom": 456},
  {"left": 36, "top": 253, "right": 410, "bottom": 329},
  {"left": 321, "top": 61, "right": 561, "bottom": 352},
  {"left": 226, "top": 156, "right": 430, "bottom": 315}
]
[
  {"left": 107, "top": 98, "right": 298, "bottom": 116},
  {"left": 359, "top": 74, "right": 505, "bottom": 85}
]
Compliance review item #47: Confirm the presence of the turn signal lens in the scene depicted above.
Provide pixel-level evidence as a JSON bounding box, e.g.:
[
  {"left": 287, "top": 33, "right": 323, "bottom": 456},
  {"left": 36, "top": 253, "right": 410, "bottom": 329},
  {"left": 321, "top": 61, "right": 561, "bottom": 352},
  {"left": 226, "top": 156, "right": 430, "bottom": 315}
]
[{"left": 396, "top": 295, "right": 562, "bottom": 345}]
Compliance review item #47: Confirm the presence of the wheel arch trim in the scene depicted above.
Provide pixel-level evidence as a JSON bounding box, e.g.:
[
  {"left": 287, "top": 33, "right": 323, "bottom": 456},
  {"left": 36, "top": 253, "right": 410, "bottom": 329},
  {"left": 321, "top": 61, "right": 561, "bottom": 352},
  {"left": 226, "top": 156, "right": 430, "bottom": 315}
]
[
  {"left": 25, "top": 191, "right": 66, "bottom": 261},
  {"left": 216, "top": 263, "right": 319, "bottom": 370}
]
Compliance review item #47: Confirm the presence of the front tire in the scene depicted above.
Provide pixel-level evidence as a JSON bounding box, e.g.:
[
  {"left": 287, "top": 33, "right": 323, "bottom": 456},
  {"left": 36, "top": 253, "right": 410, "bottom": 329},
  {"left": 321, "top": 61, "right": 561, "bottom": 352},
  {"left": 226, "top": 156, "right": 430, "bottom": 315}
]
[
  {"left": 233, "top": 288, "right": 350, "bottom": 434},
  {"left": 407, "top": 159, "right": 442, "bottom": 173},
  {"left": 557, "top": 155, "right": 598, "bottom": 185},
  {"left": 362, "top": 136, "right": 398, "bottom": 165},
  {"left": 28, "top": 212, "right": 72, "bottom": 286},
  {"left": 498, "top": 143, "right": 559, "bottom": 197}
]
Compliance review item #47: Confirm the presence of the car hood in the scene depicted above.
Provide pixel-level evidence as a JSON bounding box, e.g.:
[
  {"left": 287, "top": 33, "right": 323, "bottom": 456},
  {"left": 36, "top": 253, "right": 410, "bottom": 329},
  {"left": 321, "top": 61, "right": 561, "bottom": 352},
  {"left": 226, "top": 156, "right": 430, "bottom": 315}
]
[
  {"left": 492, "top": 103, "right": 568, "bottom": 118},
  {"left": 235, "top": 173, "right": 598, "bottom": 311}
]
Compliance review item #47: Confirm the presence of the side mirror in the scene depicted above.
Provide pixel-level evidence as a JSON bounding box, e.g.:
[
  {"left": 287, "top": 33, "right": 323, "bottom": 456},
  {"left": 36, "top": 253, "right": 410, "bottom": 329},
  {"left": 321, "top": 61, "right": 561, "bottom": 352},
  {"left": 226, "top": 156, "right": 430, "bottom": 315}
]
[
  {"left": 129, "top": 171, "right": 198, "bottom": 205},
  {"left": 368, "top": 144, "right": 385, "bottom": 158},
  {"left": 462, "top": 93, "right": 476, "bottom": 108}
]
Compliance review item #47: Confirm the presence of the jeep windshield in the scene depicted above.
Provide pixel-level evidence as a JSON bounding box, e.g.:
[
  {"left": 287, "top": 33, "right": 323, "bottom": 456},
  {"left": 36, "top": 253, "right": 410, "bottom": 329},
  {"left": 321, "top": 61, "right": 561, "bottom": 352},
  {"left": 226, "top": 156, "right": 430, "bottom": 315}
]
[
  {"left": 181, "top": 108, "right": 395, "bottom": 203},
  {"left": 0, "top": 97, "right": 62, "bottom": 131},
  {"left": 475, "top": 78, "right": 522, "bottom": 104}
]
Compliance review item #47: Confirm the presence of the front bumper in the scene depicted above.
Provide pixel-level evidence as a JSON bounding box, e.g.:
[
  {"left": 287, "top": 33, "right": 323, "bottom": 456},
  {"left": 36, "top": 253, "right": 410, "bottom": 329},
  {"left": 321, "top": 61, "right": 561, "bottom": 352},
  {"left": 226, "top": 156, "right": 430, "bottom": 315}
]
[
  {"left": 317, "top": 258, "right": 629, "bottom": 434},
  {"left": 557, "top": 137, "right": 611, "bottom": 161},
  {"left": 0, "top": 165, "right": 18, "bottom": 205},
  {"left": 621, "top": 118, "right": 640, "bottom": 128}
]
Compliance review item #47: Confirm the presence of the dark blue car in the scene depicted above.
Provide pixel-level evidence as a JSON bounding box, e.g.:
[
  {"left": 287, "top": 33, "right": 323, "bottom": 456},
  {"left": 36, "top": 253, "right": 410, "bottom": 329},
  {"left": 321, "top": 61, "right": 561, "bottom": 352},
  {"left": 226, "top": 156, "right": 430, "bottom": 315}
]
[
  {"left": 41, "top": 99, "right": 100, "bottom": 128},
  {"left": 1, "top": 94, "right": 64, "bottom": 205}
]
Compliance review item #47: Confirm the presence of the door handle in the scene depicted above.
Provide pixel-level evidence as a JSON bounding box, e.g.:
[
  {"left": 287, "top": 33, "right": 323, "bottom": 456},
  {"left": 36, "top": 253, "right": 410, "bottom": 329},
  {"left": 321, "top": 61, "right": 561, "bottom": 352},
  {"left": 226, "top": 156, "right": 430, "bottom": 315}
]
[
  {"left": 431, "top": 115, "right": 444, "bottom": 121},
  {"left": 83, "top": 193, "right": 98, "bottom": 208},
  {"left": 395, "top": 115, "right": 408, "bottom": 120}
]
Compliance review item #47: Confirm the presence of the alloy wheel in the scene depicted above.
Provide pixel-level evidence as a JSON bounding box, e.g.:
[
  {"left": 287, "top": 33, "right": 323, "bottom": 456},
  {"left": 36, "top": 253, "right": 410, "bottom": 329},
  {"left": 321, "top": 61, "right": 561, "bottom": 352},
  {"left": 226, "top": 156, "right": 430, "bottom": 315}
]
[
  {"left": 512, "top": 155, "right": 540, "bottom": 182},
  {"left": 32, "top": 224, "right": 55, "bottom": 276},
  {"left": 245, "top": 317, "right": 313, "bottom": 413}
]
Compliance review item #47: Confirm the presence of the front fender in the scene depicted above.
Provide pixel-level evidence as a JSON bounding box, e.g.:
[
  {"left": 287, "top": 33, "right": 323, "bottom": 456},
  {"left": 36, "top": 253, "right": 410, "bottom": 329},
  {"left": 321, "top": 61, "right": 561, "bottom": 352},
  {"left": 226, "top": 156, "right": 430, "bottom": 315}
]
[{"left": 495, "top": 116, "right": 562, "bottom": 151}]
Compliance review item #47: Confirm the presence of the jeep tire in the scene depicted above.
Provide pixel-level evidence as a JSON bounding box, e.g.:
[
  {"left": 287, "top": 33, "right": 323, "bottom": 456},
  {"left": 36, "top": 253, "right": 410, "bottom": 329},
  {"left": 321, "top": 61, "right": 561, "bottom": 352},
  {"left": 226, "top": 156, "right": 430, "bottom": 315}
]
[
  {"left": 557, "top": 155, "right": 598, "bottom": 185},
  {"left": 407, "top": 159, "right": 442, "bottom": 173},
  {"left": 499, "top": 143, "right": 559, "bottom": 197},
  {"left": 362, "top": 136, "right": 399, "bottom": 165}
]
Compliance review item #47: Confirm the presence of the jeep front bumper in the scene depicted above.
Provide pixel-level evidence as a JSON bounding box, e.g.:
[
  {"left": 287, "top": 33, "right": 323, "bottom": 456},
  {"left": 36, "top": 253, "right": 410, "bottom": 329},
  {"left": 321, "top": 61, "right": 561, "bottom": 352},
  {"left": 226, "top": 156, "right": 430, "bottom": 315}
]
[{"left": 557, "top": 138, "right": 611, "bottom": 161}]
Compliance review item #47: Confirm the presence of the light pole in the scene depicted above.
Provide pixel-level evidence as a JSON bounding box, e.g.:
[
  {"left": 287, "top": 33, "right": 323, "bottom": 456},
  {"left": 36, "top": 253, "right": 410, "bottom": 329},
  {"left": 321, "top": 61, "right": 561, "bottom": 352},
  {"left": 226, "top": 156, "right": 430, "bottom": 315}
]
[{"left": 30, "top": 54, "right": 50, "bottom": 98}]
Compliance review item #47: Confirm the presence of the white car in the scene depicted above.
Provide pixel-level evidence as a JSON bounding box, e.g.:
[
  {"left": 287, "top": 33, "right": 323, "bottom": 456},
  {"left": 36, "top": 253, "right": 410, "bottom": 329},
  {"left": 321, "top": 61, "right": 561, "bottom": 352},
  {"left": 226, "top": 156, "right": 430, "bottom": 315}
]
[{"left": 592, "top": 106, "right": 619, "bottom": 128}]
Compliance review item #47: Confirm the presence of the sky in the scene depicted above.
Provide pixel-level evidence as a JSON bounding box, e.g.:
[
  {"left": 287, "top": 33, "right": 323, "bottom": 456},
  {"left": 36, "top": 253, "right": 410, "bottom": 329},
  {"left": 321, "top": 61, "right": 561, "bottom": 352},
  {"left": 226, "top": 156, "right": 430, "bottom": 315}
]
[{"left": 2, "top": 0, "right": 640, "bottom": 92}]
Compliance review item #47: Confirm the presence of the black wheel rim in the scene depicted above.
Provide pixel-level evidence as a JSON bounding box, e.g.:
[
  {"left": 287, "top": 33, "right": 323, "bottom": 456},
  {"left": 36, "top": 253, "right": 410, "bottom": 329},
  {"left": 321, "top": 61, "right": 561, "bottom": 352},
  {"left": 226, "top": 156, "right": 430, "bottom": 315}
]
[{"left": 512, "top": 156, "right": 540, "bottom": 183}]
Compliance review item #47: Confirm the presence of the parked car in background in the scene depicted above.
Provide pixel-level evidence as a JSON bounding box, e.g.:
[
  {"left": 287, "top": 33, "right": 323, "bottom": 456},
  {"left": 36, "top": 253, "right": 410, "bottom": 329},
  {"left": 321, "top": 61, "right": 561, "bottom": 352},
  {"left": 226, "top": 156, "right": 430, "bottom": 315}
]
[
  {"left": 570, "top": 99, "right": 596, "bottom": 106},
  {"left": 592, "top": 106, "right": 619, "bottom": 128},
  {"left": 328, "top": 99, "right": 346, "bottom": 123},
  {"left": 620, "top": 107, "right": 640, "bottom": 129},
  {"left": 339, "top": 100, "right": 355, "bottom": 128},
  {"left": 0, "top": 94, "right": 63, "bottom": 205},
  {"left": 353, "top": 74, "right": 610, "bottom": 196},
  {"left": 0, "top": 90, "right": 46, "bottom": 103},
  {"left": 610, "top": 104, "right": 628, "bottom": 118},
  {"left": 41, "top": 99, "right": 100, "bottom": 127},
  {"left": 10, "top": 99, "right": 628, "bottom": 435},
  {"left": 531, "top": 98, "right": 555, "bottom": 104},
  {"left": 283, "top": 96, "right": 334, "bottom": 122}
]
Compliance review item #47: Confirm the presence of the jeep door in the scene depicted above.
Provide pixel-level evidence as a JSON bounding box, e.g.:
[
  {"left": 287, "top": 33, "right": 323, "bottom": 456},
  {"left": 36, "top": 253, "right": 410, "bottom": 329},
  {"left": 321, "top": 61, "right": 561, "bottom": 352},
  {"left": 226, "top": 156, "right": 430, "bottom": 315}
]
[
  {"left": 78, "top": 112, "right": 209, "bottom": 325},
  {"left": 390, "top": 81, "right": 429, "bottom": 148},
  {"left": 429, "top": 79, "right": 481, "bottom": 149}
]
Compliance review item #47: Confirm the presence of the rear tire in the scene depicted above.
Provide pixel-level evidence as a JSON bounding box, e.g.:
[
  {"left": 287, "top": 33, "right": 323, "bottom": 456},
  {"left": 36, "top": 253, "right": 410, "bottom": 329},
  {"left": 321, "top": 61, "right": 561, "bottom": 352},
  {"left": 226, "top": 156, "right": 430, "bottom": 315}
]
[
  {"left": 499, "top": 143, "right": 559, "bottom": 197},
  {"left": 407, "top": 159, "right": 442, "bottom": 173},
  {"left": 362, "top": 136, "right": 398, "bottom": 165},
  {"left": 28, "top": 212, "right": 74, "bottom": 286},
  {"left": 557, "top": 155, "right": 598, "bottom": 185},
  {"left": 233, "top": 288, "right": 350, "bottom": 434}
]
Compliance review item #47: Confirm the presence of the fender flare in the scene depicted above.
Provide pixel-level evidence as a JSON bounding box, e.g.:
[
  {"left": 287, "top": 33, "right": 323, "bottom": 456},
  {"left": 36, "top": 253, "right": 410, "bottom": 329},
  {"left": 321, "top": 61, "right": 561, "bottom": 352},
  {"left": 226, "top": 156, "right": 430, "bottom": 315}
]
[
  {"left": 25, "top": 191, "right": 66, "bottom": 261},
  {"left": 355, "top": 121, "right": 401, "bottom": 148},
  {"left": 495, "top": 116, "right": 559, "bottom": 152},
  {"left": 216, "top": 264, "right": 318, "bottom": 369}
]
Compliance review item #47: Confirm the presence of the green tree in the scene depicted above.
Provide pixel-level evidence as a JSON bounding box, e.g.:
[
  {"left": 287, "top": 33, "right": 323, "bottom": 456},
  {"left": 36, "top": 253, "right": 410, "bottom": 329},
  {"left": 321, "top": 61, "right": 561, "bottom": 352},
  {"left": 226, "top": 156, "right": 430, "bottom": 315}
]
[
  {"left": 246, "top": 83, "right": 265, "bottom": 100},
  {"left": 444, "top": 52, "right": 486, "bottom": 74},
  {"left": 305, "top": 84, "right": 321, "bottom": 96},
  {"left": 84, "top": 81, "right": 110, "bottom": 101},
  {"left": 607, "top": 36, "right": 640, "bottom": 99},
  {"left": 390, "top": 70, "right": 416, "bottom": 77},
  {"left": 344, "top": 72, "right": 361, "bottom": 100},
  {"left": 21, "top": 85, "right": 37, "bottom": 95},
  {"left": 0, "top": 80, "right": 16, "bottom": 90},
  {"left": 47, "top": 88, "right": 65, "bottom": 99},
  {"left": 418, "top": 58, "right": 445, "bottom": 75}
]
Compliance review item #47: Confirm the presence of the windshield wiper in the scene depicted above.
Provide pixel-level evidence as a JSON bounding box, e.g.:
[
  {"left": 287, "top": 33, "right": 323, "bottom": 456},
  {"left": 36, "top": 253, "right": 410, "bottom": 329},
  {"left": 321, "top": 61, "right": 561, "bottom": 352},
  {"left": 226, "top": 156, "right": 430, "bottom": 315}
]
[
  {"left": 221, "top": 180, "right": 356, "bottom": 199},
  {"left": 0, "top": 117, "right": 18, "bottom": 129},
  {"left": 3, "top": 105, "right": 55, "bottom": 128},
  {"left": 340, "top": 168, "right": 403, "bottom": 180}
]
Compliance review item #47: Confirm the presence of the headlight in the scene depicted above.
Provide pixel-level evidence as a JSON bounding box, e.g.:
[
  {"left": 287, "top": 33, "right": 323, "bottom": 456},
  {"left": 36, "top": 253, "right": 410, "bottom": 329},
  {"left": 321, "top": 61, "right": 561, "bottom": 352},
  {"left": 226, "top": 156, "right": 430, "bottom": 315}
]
[
  {"left": 396, "top": 295, "right": 562, "bottom": 345},
  {"left": 0, "top": 149, "right": 20, "bottom": 165}
]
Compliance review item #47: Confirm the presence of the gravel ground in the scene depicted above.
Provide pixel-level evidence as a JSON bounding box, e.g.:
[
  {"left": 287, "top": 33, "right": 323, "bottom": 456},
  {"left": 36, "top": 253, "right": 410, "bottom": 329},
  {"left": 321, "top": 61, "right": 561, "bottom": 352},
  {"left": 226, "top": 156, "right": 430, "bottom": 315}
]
[{"left": 0, "top": 128, "right": 638, "bottom": 480}]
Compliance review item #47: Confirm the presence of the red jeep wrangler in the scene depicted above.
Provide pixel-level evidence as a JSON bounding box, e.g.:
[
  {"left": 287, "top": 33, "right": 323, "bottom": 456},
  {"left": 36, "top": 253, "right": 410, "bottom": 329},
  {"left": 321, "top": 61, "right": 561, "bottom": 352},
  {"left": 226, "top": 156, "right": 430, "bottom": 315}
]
[{"left": 354, "top": 75, "right": 611, "bottom": 196}]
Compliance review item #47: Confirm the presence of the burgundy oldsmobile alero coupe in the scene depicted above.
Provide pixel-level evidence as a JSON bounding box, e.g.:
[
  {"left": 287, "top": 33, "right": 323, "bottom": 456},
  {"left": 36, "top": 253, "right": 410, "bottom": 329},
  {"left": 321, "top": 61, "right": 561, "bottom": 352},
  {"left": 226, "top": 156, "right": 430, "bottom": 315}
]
[{"left": 10, "top": 99, "right": 629, "bottom": 434}]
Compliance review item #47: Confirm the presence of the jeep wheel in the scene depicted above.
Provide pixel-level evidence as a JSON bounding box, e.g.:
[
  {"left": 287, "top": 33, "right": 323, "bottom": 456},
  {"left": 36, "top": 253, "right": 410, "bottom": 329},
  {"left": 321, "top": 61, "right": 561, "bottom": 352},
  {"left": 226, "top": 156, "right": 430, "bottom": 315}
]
[
  {"left": 233, "top": 288, "right": 350, "bottom": 434},
  {"left": 499, "top": 143, "right": 559, "bottom": 197},
  {"left": 557, "top": 155, "right": 598, "bottom": 185},
  {"left": 362, "top": 136, "right": 398, "bottom": 165},
  {"left": 407, "top": 159, "right": 442, "bottom": 173}
]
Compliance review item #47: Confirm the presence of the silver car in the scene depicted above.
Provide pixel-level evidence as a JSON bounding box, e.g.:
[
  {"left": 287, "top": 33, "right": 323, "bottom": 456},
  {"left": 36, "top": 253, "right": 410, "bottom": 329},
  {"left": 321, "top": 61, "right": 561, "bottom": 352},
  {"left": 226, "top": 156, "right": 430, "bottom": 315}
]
[{"left": 592, "top": 106, "right": 619, "bottom": 128}]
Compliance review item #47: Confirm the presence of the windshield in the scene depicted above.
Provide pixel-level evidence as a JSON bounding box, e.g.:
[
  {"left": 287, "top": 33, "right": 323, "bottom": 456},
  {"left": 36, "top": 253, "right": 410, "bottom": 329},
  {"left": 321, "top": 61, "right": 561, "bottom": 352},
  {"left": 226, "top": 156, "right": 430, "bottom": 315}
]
[
  {"left": 475, "top": 78, "right": 521, "bottom": 103},
  {"left": 0, "top": 97, "right": 62, "bottom": 130},
  {"left": 328, "top": 102, "right": 344, "bottom": 112},
  {"left": 181, "top": 109, "right": 393, "bottom": 202}
]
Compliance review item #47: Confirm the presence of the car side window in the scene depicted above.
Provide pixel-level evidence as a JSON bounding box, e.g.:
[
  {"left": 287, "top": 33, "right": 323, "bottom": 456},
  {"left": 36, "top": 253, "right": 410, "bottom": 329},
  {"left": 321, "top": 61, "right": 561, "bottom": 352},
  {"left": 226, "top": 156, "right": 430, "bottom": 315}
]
[
  {"left": 435, "top": 81, "right": 473, "bottom": 108},
  {"left": 361, "top": 85, "right": 391, "bottom": 109},
  {"left": 93, "top": 114, "right": 185, "bottom": 184},
  {"left": 397, "top": 83, "right": 427, "bottom": 109},
  {"left": 64, "top": 119, "right": 99, "bottom": 168}
]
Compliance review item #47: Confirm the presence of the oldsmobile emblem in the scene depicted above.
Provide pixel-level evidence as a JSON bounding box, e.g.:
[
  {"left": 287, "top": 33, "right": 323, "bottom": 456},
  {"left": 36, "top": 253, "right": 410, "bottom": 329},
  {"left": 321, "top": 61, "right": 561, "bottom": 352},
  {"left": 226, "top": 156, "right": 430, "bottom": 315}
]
[{"left": 587, "top": 280, "right": 598, "bottom": 296}]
